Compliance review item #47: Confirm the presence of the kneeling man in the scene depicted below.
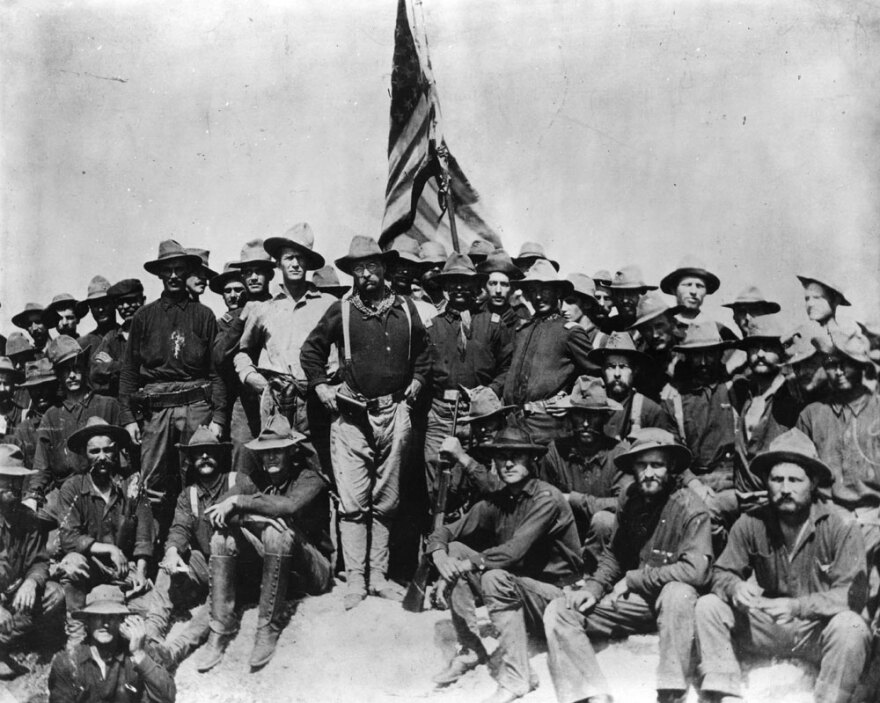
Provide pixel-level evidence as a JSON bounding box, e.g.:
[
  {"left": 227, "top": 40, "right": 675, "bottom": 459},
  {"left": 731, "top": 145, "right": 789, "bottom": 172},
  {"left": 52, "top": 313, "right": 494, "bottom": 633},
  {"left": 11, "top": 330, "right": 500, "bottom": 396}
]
[
  {"left": 543, "top": 428, "right": 712, "bottom": 703},
  {"left": 695, "top": 429, "right": 870, "bottom": 703}
]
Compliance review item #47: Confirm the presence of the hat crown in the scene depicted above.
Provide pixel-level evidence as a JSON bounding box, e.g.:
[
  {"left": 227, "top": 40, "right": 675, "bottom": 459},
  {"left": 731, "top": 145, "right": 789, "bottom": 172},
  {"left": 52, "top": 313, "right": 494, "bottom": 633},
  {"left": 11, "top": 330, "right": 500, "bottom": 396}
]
[
  {"left": 312, "top": 265, "right": 342, "bottom": 287},
  {"left": 419, "top": 240, "right": 448, "bottom": 262},
  {"left": 82, "top": 416, "right": 114, "bottom": 432},
  {"left": 566, "top": 273, "right": 596, "bottom": 298},
  {"left": 634, "top": 291, "right": 670, "bottom": 319},
  {"left": 5, "top": 332, "right": 34, "bottom": 357},
  {"left": 466, "top": 387, "right": 506, "bottom": 417},
  {"left": 828, "top": 326, "right": 872, "bottom": 364},
  {"left": 784, "top": 323, "right": 821, "bottom": 364},
  {"left": 478, "top": 250, "right": 524, "bottom": 279},
  {"left": 517, "top": 241, "right": 547, "bottom": 258},
  {"left": 569, "top": 376, "right": 612, "bottom": 407},
  {"left": 49, "top": 293, "right": 78, "bottom": 306},
  {"left": 282, "top": 223, "right": 316, "bottom": 250},
  {"left": 765, "top": 428, "right": 820, "bottom": 462},
  {"left": 107, "top": 279, "right": 144, "bottom": 297},
  {"left": 391, "top": 234, "right": 421, "bottom": 256},
  {"left": 624, "top": 427, "right": 685, "bottom": 459},
  {"left": 522, "top": 259, "right": 562, "bottom": 282},
  {"left": 188, "top": 425, "right": 220, "bottom": 447},
  {"left": 0, "top": 357, "right": 16, "bottom": 375},
  {"left": 86, "top": 275, "right": 111, "bottom": 298},
  {"left": 185, "top": 248, "right": 211, "bottom": 266},
  {"left": 153, "top": 239, "right": 189, "bottom": 260},
  {"left": 672, "top": 254, "right": 709, "bottom": 270},
  {"left": 592, "top": 270, "right": 612, "bottom": 284},
  {"left": 219, "top": 262, "right": 239, "bottom": 275},
  {"left": 487, "top": 425, "right": 539, "bottom": 447},
  {"left": 22, "top": 358, "right": 54, "bottom": 383},
  {"left": 344, "top": 235, "right": 384, "bottom": 260},
  {"left": 254, "top": 412, "right": 303, "bottom": 446},
  {"left": 732, "top": 285, "right": 767, "bottom": 304},
  {"left": 612, "top": 265, "right": 648, "bottom": 287},
  {"left": 680, "top": 320, "right": 723, "bottom": 347},
  {"left": 0, "top": 443, "right": 25, "bottom": 469},
  {"left": 85, "top": 584, "right": 126, "bottom": 609},
  {"left": 601, "top": 331, "right": 638, "bottom": 353},
  {"left": 469, "top": 239, "right": 494, "bottom": 256},
  {"left": 744, "top": 313, "right": 785, "bottom": 339},
  {"left": 440, "top": 252, "right": 479, "bottom": 277},
  {"left": 46, "top": 335, "right": 83, "bottom": 365},
  {"left": 238, "top": 239, "right": 273, "bottom": 263}
]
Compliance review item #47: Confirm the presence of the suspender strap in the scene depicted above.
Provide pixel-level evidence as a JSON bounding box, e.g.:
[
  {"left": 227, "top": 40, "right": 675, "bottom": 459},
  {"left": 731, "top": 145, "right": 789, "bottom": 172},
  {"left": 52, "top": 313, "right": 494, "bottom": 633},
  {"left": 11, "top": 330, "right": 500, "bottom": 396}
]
[
  {"left": 630, "top": 393, "right": 644, "bottom": 433},
  {"left": 191, "top": 473, "right": 237, "bottom": 516},
  {"left": 399, "top": 296, "right": 413, "bottom": 363},
  {"left": 342, "top": 299, "right": 353, "bottom": 362},
  {"left": 672, "top": 392, "right": 685, "bottom": 441}
]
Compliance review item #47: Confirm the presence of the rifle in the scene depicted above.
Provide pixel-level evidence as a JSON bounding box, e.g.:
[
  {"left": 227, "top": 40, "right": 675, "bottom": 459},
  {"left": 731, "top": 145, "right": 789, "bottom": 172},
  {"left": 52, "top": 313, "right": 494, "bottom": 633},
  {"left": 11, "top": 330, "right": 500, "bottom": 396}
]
[{"left": 402, "top": 394, "right": 461, "bottom": 613}]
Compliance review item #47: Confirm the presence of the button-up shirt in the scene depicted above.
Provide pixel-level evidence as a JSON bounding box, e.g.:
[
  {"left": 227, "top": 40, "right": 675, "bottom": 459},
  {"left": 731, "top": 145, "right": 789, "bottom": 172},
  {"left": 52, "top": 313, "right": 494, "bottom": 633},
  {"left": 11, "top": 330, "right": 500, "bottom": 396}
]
[
  {"left": 57, "top": 474, "right": 153, "bottom": 561},
  {"left": 711, "top": 502, "right": 867, "bottom": 620},
  {"left": 166, "top": 472, "right": 237, "bottom": 559},
  {"left": 0, "top": 509, "right": 49, "bottom": 592},
  {"left": 119, "top": 292, "right": 226, "bottom": 426},
  {"left": 426, "top": 308, "right": 513, "bottom": 397},
  {"left": 90, "top": 325, "right": 130, "bottom": 397},
  {"left": 585, "top": 484, "right": 712, "bottom": 601},
  {"left": 30, "top": 393, "right": 121, "bottom": 498},
  {"left": 502, "top": 313, "right": 594, "bottom": 405},
  {"left": 48, "top": 643, "right": 175, "bottom": 703},
  {"left": 796, "top": 388, "right": 880, "bottom": 510},
  {"left": 426, "top": 477, "right": 583, "bottom": 586},
  {"left": 604, "top": 390, "right": 679, "bottom": 443}
]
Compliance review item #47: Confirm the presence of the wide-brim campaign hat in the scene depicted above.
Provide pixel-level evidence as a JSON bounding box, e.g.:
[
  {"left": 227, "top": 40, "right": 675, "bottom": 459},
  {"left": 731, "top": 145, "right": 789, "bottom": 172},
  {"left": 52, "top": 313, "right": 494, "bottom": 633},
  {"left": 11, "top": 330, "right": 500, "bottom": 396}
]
[
  {"left": 477, "top": 250, "right": 525, "bottom": 281},
  {"left": 467, "top": 239, "right": 495, "bottom": 265},
  {"left": 796, "top": 275, "right": 851, "bottom": 307},
  {"left": 557, "top": 376, "right": 623, "bottom": 412},
  {"left": 419, "top": 241, "right": 448, "bottom": 267},
  {"left": 513, "top": 242, "right": 559, "bottom": 272},
  {"left": 73, "top": 584, "right": 130, "bottom": 619},
  {"left": 11, "top": 303, "right": 46, "bottom": 330},
  {"left": 43, "top": 294, "right": 86, "bottom": 326},
  {"left": 721, "top": 285, "right": 781, "bottom": 314},
  {"left": 822, "top": 326, "right": 873, "bottom": 367},
  {"left": 673, "top": 319, "right": 731, "bottom": 352},
  {"left": 230, "top": 239, "right": 276, "bottom": 270},
  {"left": 264, "top": 223, "right": 326, "bottom": 270},
  {"left": 186, "top": 248, "right": 218, "bottom": 279},
  {"left": 46, "top": 335, "right": 90, "bottom": 368},
  {"left": 335, "top": 235, "right": 399, "bottom": 276},
  {"left": 245, "top": 413, "right": 311, "bottom": 452},
  {"left": 735, "top": 313, "right": 786, "bottom": 348},
  {"left": 513, "top": 259, "right": 574, "bottom": 295},
  {"left": 83, "top": 275, "right": 113, "bottom": 305},
  {"left": 107, "top": 278, "right": 144, "bottom": 299},
  {"left": 0, "top": 444, "right": 36, "bottom": 478},
  {"left": 4, "top": 332, "right": 35, "bottom": 361},
  {"left": 176, "top": 425, "right": 232, "bottom": 453},
  {"left": 435, "top": 252, "right": 488, "bottom": 284},
  {"left": 311, "top": 266, "right": 351, "bottom": 296},
  {"left": 144, "top": 239, "right": 203, "bottom": 275},
  {"left": 0, "top": 357, "right": 22, "bottom": 383},
  {"left": 614, "top": 428, "right": 692, "bottom": 473},
  {"left": 19, "top": 358, "right": 56, "bottom": 388},
  {"left": 67, "top": 416, "right": 132, "bottom": 456},
  {"left": 592, "top": 270, "right": 613, "bottom": 288},
  {"left": 608, "top": 265, "right": 657, "bottom": 291},
  {"left": 660, "top": 257, "right": 720, "bottom": 295},
  {"left": 457, "top": 386, "right": 516, "bottom": 424},
  {"left": 628, "top": 291, "right": 679, "bottom": 329},
  {"left": 749, "top": 428, "right": 833, "bottom": 487},
  {"left": 471, "top": 426, "right": 548, "bottom": 459},
  {"left": 587, "top": 331, "right": 652, "bottom": 368},
  {"left": 389, "top": 234, "right": 423, "bottom": 264},
  {"left": 209, "top": 263, "right": 245, "bottom": 294},
  {"left": 783, "top": 323, "right": 821, "bottom": 365},
  {"left": 565, "top": 274, "right": 598, "bottom": 304}
]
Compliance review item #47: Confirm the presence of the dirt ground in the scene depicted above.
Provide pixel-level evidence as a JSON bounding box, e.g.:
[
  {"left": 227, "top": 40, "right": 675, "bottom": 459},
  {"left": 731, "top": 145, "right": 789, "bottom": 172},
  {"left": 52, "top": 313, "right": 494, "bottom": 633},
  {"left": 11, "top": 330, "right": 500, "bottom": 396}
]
[{"left": 1, "top": 581, "right": 820, "bottom": 703}]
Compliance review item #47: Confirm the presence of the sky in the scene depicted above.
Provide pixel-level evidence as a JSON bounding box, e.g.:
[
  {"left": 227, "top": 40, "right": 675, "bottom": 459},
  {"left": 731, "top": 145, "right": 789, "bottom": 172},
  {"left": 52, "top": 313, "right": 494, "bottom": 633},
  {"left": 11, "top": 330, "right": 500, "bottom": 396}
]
[{"left": 1, "top": 0, "right": 878, "bottom": 332}]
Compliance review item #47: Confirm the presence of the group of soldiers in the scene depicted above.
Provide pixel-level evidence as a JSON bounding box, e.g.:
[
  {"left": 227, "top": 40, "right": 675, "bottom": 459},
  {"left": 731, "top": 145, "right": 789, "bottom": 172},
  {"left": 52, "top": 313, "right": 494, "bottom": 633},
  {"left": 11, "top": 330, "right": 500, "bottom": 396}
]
[{"left": 0, "top": 227, "right": 878, "bottom": 703}]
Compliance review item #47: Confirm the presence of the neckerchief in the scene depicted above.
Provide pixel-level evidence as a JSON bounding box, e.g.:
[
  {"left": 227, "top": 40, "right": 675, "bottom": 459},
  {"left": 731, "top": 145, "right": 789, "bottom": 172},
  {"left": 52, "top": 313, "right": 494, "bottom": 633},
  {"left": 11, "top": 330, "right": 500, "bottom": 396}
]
[{"left": 350, "top": 287, "right": 395, "bottom": 319}]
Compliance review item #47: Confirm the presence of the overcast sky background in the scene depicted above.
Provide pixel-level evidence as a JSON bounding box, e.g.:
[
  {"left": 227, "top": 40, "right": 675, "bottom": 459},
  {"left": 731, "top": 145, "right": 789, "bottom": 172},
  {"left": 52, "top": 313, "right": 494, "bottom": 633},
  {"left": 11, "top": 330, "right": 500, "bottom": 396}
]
[{"left": 2, "top": 0, "right": 878, "bottom": 333}]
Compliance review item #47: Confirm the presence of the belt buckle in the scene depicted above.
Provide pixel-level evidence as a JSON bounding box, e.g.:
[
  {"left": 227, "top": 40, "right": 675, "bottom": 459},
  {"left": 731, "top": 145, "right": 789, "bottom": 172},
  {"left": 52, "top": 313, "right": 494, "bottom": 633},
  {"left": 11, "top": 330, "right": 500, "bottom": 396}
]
[{"left": 442, "top": 389, "right": 460, "bottom": 402}]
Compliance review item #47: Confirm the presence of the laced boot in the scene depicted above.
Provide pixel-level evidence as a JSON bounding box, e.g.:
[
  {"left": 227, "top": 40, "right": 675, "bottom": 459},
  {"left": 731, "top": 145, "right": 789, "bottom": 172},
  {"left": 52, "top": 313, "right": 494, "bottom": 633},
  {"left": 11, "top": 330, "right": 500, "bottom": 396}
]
[
  {"left": 249, "top": 553, "right": 292, "bottom": 669},
  {"left": 195, "top": 555, "right": 237, "bottom": 673}
]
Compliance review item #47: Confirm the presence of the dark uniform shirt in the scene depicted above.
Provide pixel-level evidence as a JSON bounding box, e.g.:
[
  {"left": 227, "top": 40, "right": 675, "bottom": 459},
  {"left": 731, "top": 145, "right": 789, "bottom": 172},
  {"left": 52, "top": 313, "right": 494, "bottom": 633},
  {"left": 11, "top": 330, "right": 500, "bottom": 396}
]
[
  {"left": 482, "top": 301, "right": 530, "bottom": 332},
  {"left": 503, "top": 313, "right": 594, "bottom": 405},
  {"left": 166, "top": 472, "right": 237, "bottom": 559},
  {"left": 0, "top": 509, "right": 49, "bottom": 592},
  {"left": 56, "top": 474, "right": 153, "bottom": 561},
  {"left": 426, "top": 477, "right": 583, "bottom": 587},
  {"left": 603, "top": 390, "right": 679, "bottom": 443},
  {"left": 585, "top": 484, "right": 712, "bottom": 601},
  {"left": 301, "top": 294, "right": 430, "bottom": 400},
  {"left": 0, "top": 401, "right": 25, "bottom": 443},
  {"left": 90, "top": 325, "right": 130, "bottom": 397},
  {"left": 48, "top": 644, "right": 175, "bottom": 703},
  {"left": 711, "top": 502, "right": 866, "bottom": 619},
  {"left": 30, "top": 393, "right": 122, "bottom": 499},
  {"left": 12, "top": 408, "right": 46, "bottom": 472},
  {"left": 426, "top": 307, "right": 513, "bottom": 397},
  {"left": 118, "top": 292, "right": 227, "bottom": 427}
]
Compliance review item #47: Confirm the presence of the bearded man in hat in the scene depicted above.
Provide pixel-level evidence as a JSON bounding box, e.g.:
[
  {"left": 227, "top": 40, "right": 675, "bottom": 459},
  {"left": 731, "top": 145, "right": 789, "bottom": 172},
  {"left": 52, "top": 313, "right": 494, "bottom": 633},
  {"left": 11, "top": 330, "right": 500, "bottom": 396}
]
[
  {"left": 428, "top": 426, "right": 582, "bottom": 703},
  {"left": 302, "top": 235, "right": 430, "bottom": 609},
  {"left": 141, "top": 426, "right": 237, "bottom": 668},
  {"left": 199, "top": 414, "right": 331, "bottom": 671},
  {"left": 77, "top": 275, "right": 119, "bottom": 353},
  {"left": 694, "top": 429, "right": 870, "bottom": 703},
  {"left": 588, "top": 331, "right": 678, "bottom": 444},
  {"left": 502, "top": 260, "right": 594, "bottom": 445},
  {"left": 11, "top": 303, "right": 51, "bottom": 355},
  {"left": 0, "top": 357, "right": 24, "bottom": 443},
  {"left": 119, "top": 239, "right": 226, "bottom": 539},
  {"left": 722, "top": 285, "right": 781, "bottom": 338},
  {"left": 54, "top": 417, "right": 154, "bottom": 643},
  {"left": 423, "top": 253, "right": 513, "bottom": 502},
  {"left": 25, "top": 337, "right": 122, "bottom": 523},
  {"left": 0, "top": 444, "right": 64, "bottom": 678},
  {"left": 784, "top": 324, "right": 831, "bottom": 407},
  {"left": 628, "top": 291, "right": 681, "bottom": 401},
  {"left": 543, "top": 428, "right": 712, "bottom": 703},
  {"left": 477, "top": 250, "right": 530, "bottom": 331},
  {"left": 669, "top": 321, "right": 746, "bottom": 546},
  {"left": 605, "top": 265, "right": 657, "bottom": 332},
  {"left": 538, "top": 377, "right": 629, "bottom": 566},
  {"left": 43, "top": 294, "right": 83, "bottom": 340},
  {"left": 91, "top": 278, "right": 146, "bottom": 398},
  {"left": 10, "top": 358, "right": 59, "bottom": 469},
  {"left": 48, "top": 584, "right": 175, "bottom": 703}
]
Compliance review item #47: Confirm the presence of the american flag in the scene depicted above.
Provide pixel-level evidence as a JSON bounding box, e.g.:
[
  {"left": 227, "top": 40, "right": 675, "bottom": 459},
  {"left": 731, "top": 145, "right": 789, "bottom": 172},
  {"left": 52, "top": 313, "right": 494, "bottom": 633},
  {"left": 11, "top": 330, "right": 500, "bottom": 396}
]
[{"left": 380, "top": 0, "right": 501, "bottom": 254}]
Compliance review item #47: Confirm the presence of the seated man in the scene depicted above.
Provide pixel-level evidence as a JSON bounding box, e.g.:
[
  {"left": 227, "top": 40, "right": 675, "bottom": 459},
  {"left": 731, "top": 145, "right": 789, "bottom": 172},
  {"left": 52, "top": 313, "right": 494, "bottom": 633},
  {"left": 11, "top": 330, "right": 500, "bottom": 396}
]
[
  {"left": 695, "top": 429, "right": 870, "bottom": 703},
  {"left": 48, "top": 584, "right": 175, "bottom": 703},
  {"left": 0, "top": 444, "right": 64, "bottom": 678},
  {"left": 54, "top": 417, "right": 153, "bottom": 643},
  {"left": 142, "top": 426, "right": 236, "bottom": 668},
  {"left": 199, "top": 414, "right": 332, "bottom": 671},
  {"left": 428, "top": 426, "right": 582, "bottom": 703},
  {"left": 543, "top": 428, "right": 712, "bottom": 703},
  {"left": 539, "top": 376, "right": 630, "bottom": 567}
]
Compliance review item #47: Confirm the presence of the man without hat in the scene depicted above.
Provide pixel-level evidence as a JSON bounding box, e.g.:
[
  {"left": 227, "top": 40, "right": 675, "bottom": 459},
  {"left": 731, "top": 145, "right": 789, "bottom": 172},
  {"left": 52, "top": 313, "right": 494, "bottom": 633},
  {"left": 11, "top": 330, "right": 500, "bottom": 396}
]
[
  {"left": 43, "top": 293, "right": 84, "bottom": 341},
  {"left": 302, "top": 235, "right": 430, "bottom": 609},
  {"left": 47, "top": 584, "right": 175, "bottom": 702},
  {"left": 429, "top": 426, "right": 582, "bottom": 703},
  {"left": 199, "top": 414, "right": 332, "bottom": 670},
  {"left": 90, "top": 278, "right": 146, "bottom": 397},
  {"left": 76, "top": 275, "right": 119, "bottom": 353},
  {"left": 118, "top": 240, "right": 227, "bottom": 539},
  {"left": 543, "top": 428, "right": 712, "bottom": 703},
  {"left": 501, "top": 260, "right": 594, "bottom": 444},
  {"left": 694, "top": 429, "right": 870, "bottom": 703},
  {"left": 0, "top": 357, "right": 25, "bottom": 444},
  {"left": 538, "top": 377, "right": 630, "bottom": 567},
  {"left": 24, "top": 336, "right": 122, "bottom": 524},
  {"left": 477, "top": 250, "right": 530, "bottom": 331},
  {"left": 605, "top": 265, "right": 657, "bottom": 332},
  {"left": 11, "top": 303, "right": 51, "bottom": 355},
  {"left": 0, "top": 444, "right": 64, "bottom": 678},
  {"left": 9, "top": 358, "right": 59, "bottom": 469},
  {"left": 140, "top": 426, "right": 236, "bottom": 669},
  {"left": 54, "top": 417, "right": 154, "bottom": 643},
  {"left": 423, "top": 253, "right": 513, "bottom": 503}
]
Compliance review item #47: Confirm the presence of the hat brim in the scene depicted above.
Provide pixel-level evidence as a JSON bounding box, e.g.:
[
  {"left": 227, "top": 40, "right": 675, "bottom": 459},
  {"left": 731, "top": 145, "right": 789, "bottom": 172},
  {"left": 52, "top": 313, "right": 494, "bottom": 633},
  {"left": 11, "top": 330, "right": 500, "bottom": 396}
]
[
  {"left": 51, "top": 344, "right": 91, "bottom": 370},
  {"left": 11, "top": 310, "right": 45, "bottom": 329},
  {"left": 0, "top": 465, "right": 37, "bottom": 477},
  {"left": 608, "top": 283, "right": 659, "bottom": 292},
  {"left": 176, "top": 441, "right": 233, "bottom": 453},
  {"left": 334, "top": 250, "right": 399, "bottom": 277},
  {"left": 735, "top": 334, "right": 784, "bottom": 349},
  {"left": 144, "top": 253, "right": 203, "bottom": 276},
  {"left": 458, "top": 404, "right": 517, "bottom": 424},
  {"left": 73, "top": 602, "right": 131, "bottom": 619},
  {"left": 315, "top": 285, "right": 351, "bottom": 297},
  {"left": 660, "top": 268, "right": 721, "bottom": 296},
  {"left": 628, "top": 306, "right": 679, "bottom": 330},
  {"left": 514, "top": 279, "right": 574, "bottom": 296},
  {"left": 513, "top": 257, "right": 560, "bottom": 272},
  {"left": 44, "top": 299, "right": 85, "bottom": 322},
  {"left": 471, "top": 441, "right": 548, "bottom": 460},
  {"left": 244, "top": 436, "right": 312, "bottom": 452},
  {"left": 796, "top": 276, "right": 851, "bottom": 306},
  {"left": 586, "top": 347, "right": 653, "bottom": 369},
  {"left": 614, "top": 443, "right": 693, "bottom": 473},
  {"left": 209, "top": 271, "right": 245, "bottom": 294},
  {"left": 20, "top": 375, "right": 57, "bottom": 389},
  {"left": 673, "top": 340, "right": 732, "bottom": 353},
  {"left": 67, "top": 424, "right": 131, "bottom": 456},
  {"left": 435, "top": 271, "right": 489, "bottom": 285},
  {"left": 478, "top": 264, "right": 525, "bottom": 281},
  {"left": 263, "top": 238, "right": 326, "bottom": 270},
  {"left": 229, "top": 259, "right": 276, "bottom": 270},
  {"left": 559, "top": 398, "right": 622, "bottom": 413},
  {"left": 749, "top": 450, "right": 833, "bottom": 488},
  {"left": 721, "top": 301, "right": 781, "bottom": 315}
]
